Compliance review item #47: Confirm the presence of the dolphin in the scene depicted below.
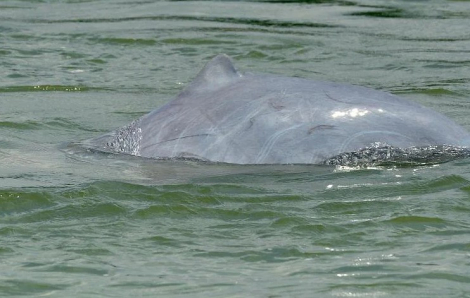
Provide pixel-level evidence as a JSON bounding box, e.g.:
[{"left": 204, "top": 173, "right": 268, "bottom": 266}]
[{"left": 86, "top": 54, "right": 470, "bottom": 165}]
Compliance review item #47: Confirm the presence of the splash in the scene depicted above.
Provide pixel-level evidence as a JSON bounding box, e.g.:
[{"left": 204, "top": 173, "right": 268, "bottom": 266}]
[
  {"left": 106, "top": 120, "right": 142, "bottom": 156},
  {"left": 323, "top": 144, "right": 470, "bottom": 166}
]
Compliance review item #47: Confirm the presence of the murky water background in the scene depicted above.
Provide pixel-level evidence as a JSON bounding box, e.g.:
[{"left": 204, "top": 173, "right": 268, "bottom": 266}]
[{"left": 2, "top": 0, "right": 470, "bottom": 296}]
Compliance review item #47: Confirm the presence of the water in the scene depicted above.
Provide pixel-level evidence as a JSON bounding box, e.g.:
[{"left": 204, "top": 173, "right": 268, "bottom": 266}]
[{"left": 2, "top": 0, "right": 470, "bottom": 296}]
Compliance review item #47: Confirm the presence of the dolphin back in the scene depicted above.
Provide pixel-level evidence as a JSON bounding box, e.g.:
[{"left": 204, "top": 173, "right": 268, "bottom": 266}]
[{"left": 86, "top": 54, "right": 470, "bottom": 166}]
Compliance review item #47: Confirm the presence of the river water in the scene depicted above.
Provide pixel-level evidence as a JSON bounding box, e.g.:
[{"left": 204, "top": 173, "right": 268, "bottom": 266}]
[{"left": 2, "top": 0, "right": 470, "bottom": 297}]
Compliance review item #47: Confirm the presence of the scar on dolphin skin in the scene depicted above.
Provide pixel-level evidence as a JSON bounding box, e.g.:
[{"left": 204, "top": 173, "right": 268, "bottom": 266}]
[
  {"left": 269, "top": 99, "right": 285, "bottom": 111},
  {"left": 174, "top": 151, "right": 210, "bottom": 161},
  {"left": 244, "top": 117, "right": 255, "bottom": 131},
  {"left": 325, "top": 92, "right": 352, "bottom": 104},
  {"left": 155, "top": 133, "right": 215, "bottom": 145},
  {"left": 308, "top": 125, "right": 336, "bottom": 135}
]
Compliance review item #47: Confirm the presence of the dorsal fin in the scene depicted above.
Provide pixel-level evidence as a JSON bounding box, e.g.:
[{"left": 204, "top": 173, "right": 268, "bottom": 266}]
[{"left": 182, "top": 54, "right": 242, "bottom": 95}]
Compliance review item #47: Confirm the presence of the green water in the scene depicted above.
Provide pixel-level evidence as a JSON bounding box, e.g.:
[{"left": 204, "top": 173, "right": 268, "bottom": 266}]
[{"left": 2, "top": 0, "right": 470, "bottom": 297}]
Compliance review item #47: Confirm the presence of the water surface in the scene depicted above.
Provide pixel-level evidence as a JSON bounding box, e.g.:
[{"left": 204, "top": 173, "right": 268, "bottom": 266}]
[{"left": 2, "top": 0, "right": 470, "bottom": 296}]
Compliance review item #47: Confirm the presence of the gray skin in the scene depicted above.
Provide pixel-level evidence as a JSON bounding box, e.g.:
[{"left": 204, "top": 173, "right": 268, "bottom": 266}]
[{"left": 88, "top": 54, "right": 470, "bottom": 164}]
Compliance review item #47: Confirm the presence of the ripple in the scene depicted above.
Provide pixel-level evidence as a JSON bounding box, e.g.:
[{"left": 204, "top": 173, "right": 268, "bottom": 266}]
[
  {"left": 0, "top": 85, "right": 98, "bottom": 92},
  {"left": 321, "top": 174, "right": 470, "bottom": 201},
  {"left": 28, "top": 15, "right": 338, "bottom": 29},
  {"left": 88, "top": 37, "right": 157, "bottom": 46},
  {"left": 0, "top": 279, "right": 70, "bottom": 296},
  {"left": 423, "top": 242, "right": 470, "bottom": 253},
  {"left": 193, "top": 246, "right": 324, "bottom": 263},
  {"left": 41, "top": 264, "right": 110, "bottom": 276},
  {"left": 0, "top": 121, "right": 41, "bottom": 130},
  {"left": 349, "top": 7, "right": 406, "bottom": 18},
  {"left": 0, "top": 190, "right": 55, "bottom": 216},
  {"left": 385, "top": 216, "right": 446, "bottom": 224}
]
